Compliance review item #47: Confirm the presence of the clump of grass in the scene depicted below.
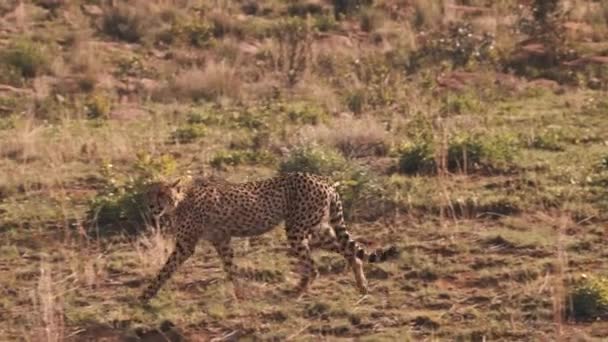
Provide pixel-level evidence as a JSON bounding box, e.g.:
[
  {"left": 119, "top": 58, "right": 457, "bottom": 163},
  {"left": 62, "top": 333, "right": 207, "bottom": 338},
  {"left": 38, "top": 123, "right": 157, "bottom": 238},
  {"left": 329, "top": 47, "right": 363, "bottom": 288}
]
[
  {"left": 284, "top": 101, "right": 328, "bottom": 125},
  {"left": 85, "top": 92, "right": 112, "bottom": 119},
  {"left": 332, "top": 0, "right": 372, "bottom": 19},
  {"left": 568, "top": 275, "right": 608, "bottom": 321},
  {"left": 169, "top": 124, "right": 207, "bottom": 144},
  {"left": 359, "top": 8, "right": 383, "bottom": 33},
  {"left": 300, "top": 116, "right": 390, "bottom": 158},
  {"left": 167, "top": 19, "right": 214, "bottom": 47},
  {"left": 29, "top": 262, "right": 65, "bottom": 342},
  {"left": 397, "top": 141, "right": 436, "bottom": 175},
  {"left": 279, "top": 145, "right": 347, "bottom": 176},
  {"left": 398, "top": 133, "right": 519, "bottom": 175},
  {"left": 101, "top": 3, "right": 156, "bottom": 43},
  {"left": 168, "top": 62, "right": 241, "bottom": 102},
  {"left": 88, "top": 153, "right": 177, "bottom": 232},
  {"left": 210, "top": 149, "right": 276, "bottom": 170},
  {"left": 0, "top": 38, "right": 49, "bottom": 80}
]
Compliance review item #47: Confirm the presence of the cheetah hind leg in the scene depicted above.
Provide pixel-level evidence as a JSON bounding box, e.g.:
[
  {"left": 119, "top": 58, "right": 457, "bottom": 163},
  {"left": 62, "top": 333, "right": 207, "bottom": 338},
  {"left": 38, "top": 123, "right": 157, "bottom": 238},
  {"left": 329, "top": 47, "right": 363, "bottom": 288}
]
[{"left": 311, "top": 225, "right": 368, "bottom": 294}]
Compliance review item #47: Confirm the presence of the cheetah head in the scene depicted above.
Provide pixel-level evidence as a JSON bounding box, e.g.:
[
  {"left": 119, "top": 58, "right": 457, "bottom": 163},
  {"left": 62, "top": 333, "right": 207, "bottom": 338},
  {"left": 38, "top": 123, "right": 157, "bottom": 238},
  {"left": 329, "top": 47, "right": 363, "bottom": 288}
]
[{"left": 145, "top": 178, "right": 184, "bottom": 227}]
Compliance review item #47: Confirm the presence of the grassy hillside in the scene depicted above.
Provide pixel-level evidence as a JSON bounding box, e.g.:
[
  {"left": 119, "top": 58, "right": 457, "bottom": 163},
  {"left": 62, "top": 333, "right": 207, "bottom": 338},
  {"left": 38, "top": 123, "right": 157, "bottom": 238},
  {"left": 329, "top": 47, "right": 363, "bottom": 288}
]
[{"left": 0, "top": 0, "right": 607, "bottom": 340}]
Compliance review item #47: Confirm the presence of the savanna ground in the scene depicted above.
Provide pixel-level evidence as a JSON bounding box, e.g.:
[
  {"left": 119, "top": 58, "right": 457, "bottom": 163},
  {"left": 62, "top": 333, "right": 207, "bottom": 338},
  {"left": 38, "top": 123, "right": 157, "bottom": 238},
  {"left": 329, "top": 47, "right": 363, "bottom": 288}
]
[{"left": 0, "top": 0, "right": 608, "bottom": 341}]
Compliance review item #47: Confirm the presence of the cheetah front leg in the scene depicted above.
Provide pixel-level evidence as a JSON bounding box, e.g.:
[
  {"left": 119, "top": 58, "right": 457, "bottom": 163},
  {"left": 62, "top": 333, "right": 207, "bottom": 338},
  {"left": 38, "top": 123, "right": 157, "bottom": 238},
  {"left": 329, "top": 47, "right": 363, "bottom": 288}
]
[
  {"left": 140, "top": 237, "right": 196, "bottom": 302},
  {"left": 212, "top": 237, "right": 245, "bottom": 300}
]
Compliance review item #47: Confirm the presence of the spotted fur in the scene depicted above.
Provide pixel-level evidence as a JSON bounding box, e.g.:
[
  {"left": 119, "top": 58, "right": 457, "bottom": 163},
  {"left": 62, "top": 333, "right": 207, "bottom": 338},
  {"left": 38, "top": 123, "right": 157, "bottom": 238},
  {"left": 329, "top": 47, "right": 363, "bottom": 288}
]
[{"left": 139, "top": 172, "right": 398, "bottom": 301}]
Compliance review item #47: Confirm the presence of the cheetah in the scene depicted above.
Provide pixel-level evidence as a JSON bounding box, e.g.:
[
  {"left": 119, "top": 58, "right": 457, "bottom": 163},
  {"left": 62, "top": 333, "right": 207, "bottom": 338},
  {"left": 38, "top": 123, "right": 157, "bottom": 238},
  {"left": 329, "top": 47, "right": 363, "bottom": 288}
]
[{"left": 140, "top": 172, "right": 398, "bottom": 302}]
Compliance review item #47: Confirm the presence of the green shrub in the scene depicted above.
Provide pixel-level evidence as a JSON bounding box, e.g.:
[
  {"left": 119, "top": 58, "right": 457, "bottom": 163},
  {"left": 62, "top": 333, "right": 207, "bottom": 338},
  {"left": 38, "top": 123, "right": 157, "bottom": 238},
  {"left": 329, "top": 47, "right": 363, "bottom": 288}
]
[
  {"left": 332, "top": 0, "right": 372, "bottom": 19},
  {"left": 568, "top": 275, "right": 608, "bottom": 321},
  {"left": 408, "top": 21, "right": 495, "bottom": 71},
  {"left": 314, "top": 14, "right": 339, "bottom": 32},
  {"left": 448, "top": 134, "right": 518, "bottom": 173},
  {"left": 287, "top": 2, "right": 324, "bottom": 17},
  {"left": 0, "top": 38, "right": 49, "bottom": 78},
  {"left": 169, "top": 124, "right": 207, "bottom": 144},
  {"left": 284, "top": 101, "right": 327, "bottom": 125},
  {"left": 279, "top": 145, "right": 347, "bottom": 176},
  {"left": 525, "top": 129, "right": 564, "bottom": 151},
  {"left": 171, "top": 20, "right": 214, "bottom": 47},
  {"left": 85, "top": 93, "right": 112, "bottom": 119},
  {"left": 88, "top": 153, "right": 177, "bottom": 231},
  {"left": 101, "top": 4, "right": 153, "bottom": 43},
  {"left": 398, "top": 142, "right": 435, "bottom": 175},
  {"left": 398, "top": 134, "right": 518, "bottom": 175}
]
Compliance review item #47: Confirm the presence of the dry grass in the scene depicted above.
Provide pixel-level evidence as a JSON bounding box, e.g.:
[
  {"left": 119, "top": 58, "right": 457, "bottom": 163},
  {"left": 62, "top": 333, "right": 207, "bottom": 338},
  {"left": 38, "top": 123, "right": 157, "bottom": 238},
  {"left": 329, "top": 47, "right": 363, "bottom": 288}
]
[
  {"left": 28, "top": 262, "right": 66, "bottom": 342},
  {"left": 167, "top": 61, "right": 242, "bottom": 102},
  {"left": 1, "top": 0, "right": 608, "bottom": 340},
  {"left": 298, "top": 115, "right": 391, "bottom": 158}
]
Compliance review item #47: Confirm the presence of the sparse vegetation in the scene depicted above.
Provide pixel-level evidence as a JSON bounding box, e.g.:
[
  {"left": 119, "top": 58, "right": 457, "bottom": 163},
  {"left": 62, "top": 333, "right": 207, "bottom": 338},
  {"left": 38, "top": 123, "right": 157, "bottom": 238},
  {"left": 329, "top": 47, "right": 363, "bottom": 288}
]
[{"left": 1, "top": 0, "right": 608, "bottom": 340}]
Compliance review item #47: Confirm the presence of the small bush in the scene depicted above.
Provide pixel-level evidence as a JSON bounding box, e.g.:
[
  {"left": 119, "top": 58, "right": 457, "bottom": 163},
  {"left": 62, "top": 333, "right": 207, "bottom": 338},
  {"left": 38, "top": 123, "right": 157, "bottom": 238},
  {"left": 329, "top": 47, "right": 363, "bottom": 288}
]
[
  {"left": 398, "top": 142, "right": 435, "bottom": 175},
  {"left": 0, "top": 38, "right": 49, "bottom": 79},
  {"left": 272, "top": 17, "right": 313, "bottom": 86},
  {"left": 279, "top": 145, "right": 347, "bottom": 176},
  {"left": 568, "top": 275, "right": 608, "bottom": 321},
  {"left": 101, "top": 4, "right": 153, "bottom": 43},
  {"left": 171, "top": 20, "right": 214, "bottom": 47},
  {"left": 314, "top": 14, "right": 339, "bottom": 32},
  {"left": 359, "top": 8, "right": 383, "bottom": 33},
  {"left": 528, "top": 130, "right": 565, "bottom": 151},
  {"left": 169, "top": 62, "right": 241, "bottom": 102},
  {"left": 210, "top": 149, "right": 276, "bottom": 169},
  {"left": 409, "top": 21, "right": 495, "bottom": 71},
  {"left": 332, "top": 0, "right": 372, "bottom": 19},
  {"left": 287, "top": 2, "right": 324, "bottom": 17},
  {"left": 169, "top": 124, "right": 207, "bottom": 144},
  {"left": 85, "top": 93, "right": 111, "bottom": 119},
  {"left": 398, "top": 134, "right": 518, "bottom": 175},
  {"left": 448, "top": 134, "right": 518, "bottom": 173},
  {"left": 88, "top": 153, "right": 177, "bottom": 231},
  {"left": 284, "top": 102, "right": 327, "bottom": 125}
]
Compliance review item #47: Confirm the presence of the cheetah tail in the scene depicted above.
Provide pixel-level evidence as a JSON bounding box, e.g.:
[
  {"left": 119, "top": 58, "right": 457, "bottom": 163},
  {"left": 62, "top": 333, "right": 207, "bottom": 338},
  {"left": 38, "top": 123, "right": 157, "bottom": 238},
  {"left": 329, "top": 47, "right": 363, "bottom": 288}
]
[{"left": 360, "top": 245, "right": 400, "bottom": 263}]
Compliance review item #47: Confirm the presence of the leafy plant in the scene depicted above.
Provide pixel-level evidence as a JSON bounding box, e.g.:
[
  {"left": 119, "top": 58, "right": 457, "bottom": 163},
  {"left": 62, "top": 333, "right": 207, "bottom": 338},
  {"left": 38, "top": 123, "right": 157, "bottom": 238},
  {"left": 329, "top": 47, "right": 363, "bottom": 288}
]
[
  {"left": 409, "top": 21, "right": 495, "bottom": 71},
  {"left": 169, "top": 124, "right": 207, "bottom": 144},
  {"left": 85, "top": 93, "right": 111, "bottom": 119},
  {"left": 279, "top": 145, "right": 347, "bottom": 176},
  {"left": 0, "top": 38, "right": 49, "bottom": 79},
  {"left": 210, "top": 150, "right": 275, "bottom": 169},
  {"left": 332, "top": 0, "right": 372, "bottom": 19},
  {"left": 568, "top": 275, "right": 608, "bottom": 321},
  {"left": 88, "top": 153, "right": 177, "bottom": 232},
  {"left": 101, "top": 4, "right": 153, "bottom": 43},
  {"left": 272, "top": 17, "right": 313, "bottom": 87}
]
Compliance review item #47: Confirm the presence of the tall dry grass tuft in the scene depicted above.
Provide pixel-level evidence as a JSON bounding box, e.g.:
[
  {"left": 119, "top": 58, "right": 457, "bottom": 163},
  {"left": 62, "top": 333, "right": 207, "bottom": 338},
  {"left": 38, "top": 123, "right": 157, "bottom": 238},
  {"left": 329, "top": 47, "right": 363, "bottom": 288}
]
[
  {"left": 298, "top": 116, "right": 390, "bottom": 158},
  {"left": 168, "top": 61, "right": 242, "bottom": 102},
  {"left": 29, "top": 262, "right": 66, "bottom": 342},
  {"left": 134, "top": 226, "right": 174, "bottom": 277},
  {"left": 552, "top": 214, "right": 569, "bottom": 340}
]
